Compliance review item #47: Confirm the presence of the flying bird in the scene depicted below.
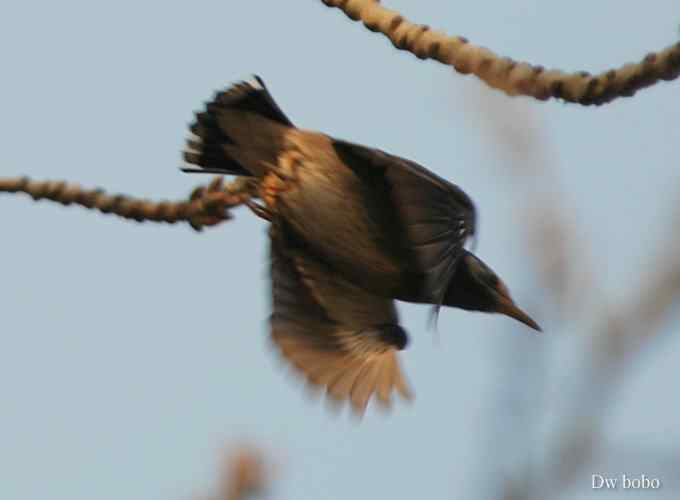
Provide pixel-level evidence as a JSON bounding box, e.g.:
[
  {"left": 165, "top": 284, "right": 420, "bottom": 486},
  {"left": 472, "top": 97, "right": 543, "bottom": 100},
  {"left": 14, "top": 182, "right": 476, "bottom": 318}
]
[
  {"left": 182, "top": 76, "right": 540, "bottom": 331},
  {"left": 181, "top": 76, "right": 541, "bottom": 411}
]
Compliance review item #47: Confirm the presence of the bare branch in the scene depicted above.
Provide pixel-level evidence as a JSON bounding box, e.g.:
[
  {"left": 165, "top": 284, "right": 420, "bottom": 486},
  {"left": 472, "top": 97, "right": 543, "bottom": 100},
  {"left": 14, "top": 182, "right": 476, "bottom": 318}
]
[
  {"left": 0, "top": 176, "right": 258, "bottom": 231},
  {"left": 466, "top": 79, "right": 680, "bottom": 499},
  {"left": 218, "top": 447, "right": 268, "bottom": 500},
  {"left": 321, "top": 0, "right": 680, "bottom": 105}
]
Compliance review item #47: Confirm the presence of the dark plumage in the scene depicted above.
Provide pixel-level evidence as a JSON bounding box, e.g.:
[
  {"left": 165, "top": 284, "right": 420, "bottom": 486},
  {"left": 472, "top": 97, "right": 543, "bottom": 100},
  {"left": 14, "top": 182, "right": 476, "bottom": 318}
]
[{"left": 182, "top": 76, "right": 541, "bottom": 410}]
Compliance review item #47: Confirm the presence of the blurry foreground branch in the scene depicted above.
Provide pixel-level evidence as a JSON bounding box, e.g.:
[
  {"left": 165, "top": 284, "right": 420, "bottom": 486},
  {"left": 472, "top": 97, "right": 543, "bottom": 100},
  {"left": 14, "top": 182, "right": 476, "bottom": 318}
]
[
  {"left": 468, "top": 87, "right": 680, "bottom": 500},
  {"left": 223, "top": 451, "right": 266, "bottom": 500},
  {"left": 0, "top": 176, "right": 257, "bottom": 232},
  {"left": 200, "top": 446, "right": 269, "bottom": 500},
  {"left": 321, "top": 0, "right": 680, "bottom": 105}
]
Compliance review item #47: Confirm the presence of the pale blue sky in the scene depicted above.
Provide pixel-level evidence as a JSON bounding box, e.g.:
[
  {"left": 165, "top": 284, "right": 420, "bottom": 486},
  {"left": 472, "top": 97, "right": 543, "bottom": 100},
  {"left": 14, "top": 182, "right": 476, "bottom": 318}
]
[{"left": 2, "top": 1, "right": 679, "bottom": 499}]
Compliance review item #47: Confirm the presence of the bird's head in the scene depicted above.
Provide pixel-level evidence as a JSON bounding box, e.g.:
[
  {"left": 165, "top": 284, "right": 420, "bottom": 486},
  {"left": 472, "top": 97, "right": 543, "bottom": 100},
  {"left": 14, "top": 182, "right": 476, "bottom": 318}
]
[{"left": 443, "top": 251, "right": 541, "bottom": 331}]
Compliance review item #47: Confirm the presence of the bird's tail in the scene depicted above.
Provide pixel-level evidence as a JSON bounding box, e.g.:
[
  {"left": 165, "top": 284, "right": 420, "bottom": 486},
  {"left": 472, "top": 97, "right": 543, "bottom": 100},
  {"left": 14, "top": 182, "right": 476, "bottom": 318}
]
[{"left": 182, "top": 76, "right": 294, "bottom": 177}]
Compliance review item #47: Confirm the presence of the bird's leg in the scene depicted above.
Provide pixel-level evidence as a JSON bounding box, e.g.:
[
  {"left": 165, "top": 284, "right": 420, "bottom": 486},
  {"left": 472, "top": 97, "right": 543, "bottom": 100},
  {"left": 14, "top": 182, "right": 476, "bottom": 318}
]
[
  {"left": 245, "top": 199, "right": 272, "bottom": 221},
  {"left": 227, "top": 176, "right": 261, "bottom": 199}
]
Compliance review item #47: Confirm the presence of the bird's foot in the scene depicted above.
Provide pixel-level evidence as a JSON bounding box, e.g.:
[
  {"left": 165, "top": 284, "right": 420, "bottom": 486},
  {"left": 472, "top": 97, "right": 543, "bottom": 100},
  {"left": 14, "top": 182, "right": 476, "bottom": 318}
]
[{"left": 246, "top": 199, "right": 272, "bottom": 221}]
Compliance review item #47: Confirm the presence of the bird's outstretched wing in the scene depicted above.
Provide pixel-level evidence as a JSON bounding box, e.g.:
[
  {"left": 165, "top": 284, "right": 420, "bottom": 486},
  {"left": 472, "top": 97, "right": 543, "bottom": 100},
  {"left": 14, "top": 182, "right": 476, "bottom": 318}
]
[
  {"left": 270, "top": 222, "right": 412, "bottom": 415},
  {"left": 331, "top": 140, "right": 477, "bottom": 307}
]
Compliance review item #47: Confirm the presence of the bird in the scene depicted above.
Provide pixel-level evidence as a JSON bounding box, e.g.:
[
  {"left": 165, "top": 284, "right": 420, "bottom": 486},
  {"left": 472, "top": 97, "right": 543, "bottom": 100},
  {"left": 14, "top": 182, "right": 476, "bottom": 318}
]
[
  {"left": 182, "top": 76, "right": 540, "bottom": 331},
  {"left": 181, "top": 76, "right": 541, "bottom": 412},
  {"left": 269, "top": 218, "right": 412, "bottom": 414}
]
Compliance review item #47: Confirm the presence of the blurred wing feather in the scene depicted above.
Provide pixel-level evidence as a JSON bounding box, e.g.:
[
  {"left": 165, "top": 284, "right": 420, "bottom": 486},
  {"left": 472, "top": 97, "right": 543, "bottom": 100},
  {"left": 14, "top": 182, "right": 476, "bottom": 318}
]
[
  {"left": 270, "top": 224, "right": 412, "bottom": 414},
  {"left": 332, "top": 139, "right": 476, "bottom": 304}
]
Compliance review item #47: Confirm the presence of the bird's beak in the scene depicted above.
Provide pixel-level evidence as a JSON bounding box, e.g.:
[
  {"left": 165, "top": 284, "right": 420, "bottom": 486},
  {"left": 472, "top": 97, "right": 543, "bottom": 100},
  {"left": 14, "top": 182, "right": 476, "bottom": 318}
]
[{"left": 497, "top": 297, "right": 542, "bottom": 332}]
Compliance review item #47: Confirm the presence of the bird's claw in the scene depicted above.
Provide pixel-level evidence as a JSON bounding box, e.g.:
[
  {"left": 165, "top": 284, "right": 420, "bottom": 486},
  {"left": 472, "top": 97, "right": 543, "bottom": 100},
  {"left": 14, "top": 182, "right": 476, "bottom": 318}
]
[{"left": 246, "top": 200, "right": 272, "bottom": 221}]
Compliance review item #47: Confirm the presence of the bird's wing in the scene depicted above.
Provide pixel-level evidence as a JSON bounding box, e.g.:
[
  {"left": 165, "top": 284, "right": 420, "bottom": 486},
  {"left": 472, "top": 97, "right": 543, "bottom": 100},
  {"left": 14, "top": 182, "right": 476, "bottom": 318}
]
[
  {"left": 270, "top": 223, "right": 413, "bottom": 415},
  {"left": 331, "top": 139, "right": 477, "bottom": 306}
]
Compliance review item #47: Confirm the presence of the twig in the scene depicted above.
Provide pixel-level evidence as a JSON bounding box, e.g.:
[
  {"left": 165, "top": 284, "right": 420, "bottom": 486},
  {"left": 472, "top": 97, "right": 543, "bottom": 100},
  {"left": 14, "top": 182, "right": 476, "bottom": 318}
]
[
  {"left": 214, "top": 447, "right": 268, "bottom": 500},
  {"left": 0, "top": 176, "right": 258, "bottom": 231},
  {"left": 320, "top": 0, "right": 680, "bottom": 105}
]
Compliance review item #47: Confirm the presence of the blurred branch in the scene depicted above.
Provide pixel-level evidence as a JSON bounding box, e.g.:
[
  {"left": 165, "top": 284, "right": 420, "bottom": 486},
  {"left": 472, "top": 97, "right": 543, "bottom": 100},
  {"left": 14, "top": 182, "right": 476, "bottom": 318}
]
[
  {"left": 508, "top": 230, "right": 680, "bottom": 498},
  {"left": 0, "top": 176, "right": 258, "bottom": 231},
  {"left": 203, "top": 446, "right": 269, "bottom": 500},
  {"left": 321, "top": 0, "right": 680, "bottom": 105},
  {"left": 466, "top": 82, "right": 680, "bottom": 500},
  {"left": 596, "top": 205, "right": 680, "bottom": 366}
]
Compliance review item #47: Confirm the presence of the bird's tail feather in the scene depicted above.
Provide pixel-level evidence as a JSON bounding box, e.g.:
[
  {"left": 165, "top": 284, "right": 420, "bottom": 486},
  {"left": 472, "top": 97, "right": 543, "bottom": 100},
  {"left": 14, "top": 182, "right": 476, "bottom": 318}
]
[{"left": 182, "top": 76, "right": 294, "bottom": 177}]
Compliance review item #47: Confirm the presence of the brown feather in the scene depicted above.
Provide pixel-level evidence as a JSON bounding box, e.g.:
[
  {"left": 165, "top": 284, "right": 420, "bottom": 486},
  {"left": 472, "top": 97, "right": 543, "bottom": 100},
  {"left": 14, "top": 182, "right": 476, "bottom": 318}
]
[{"left": 269, "top": 221, "right": 412, "bottom": 414}]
